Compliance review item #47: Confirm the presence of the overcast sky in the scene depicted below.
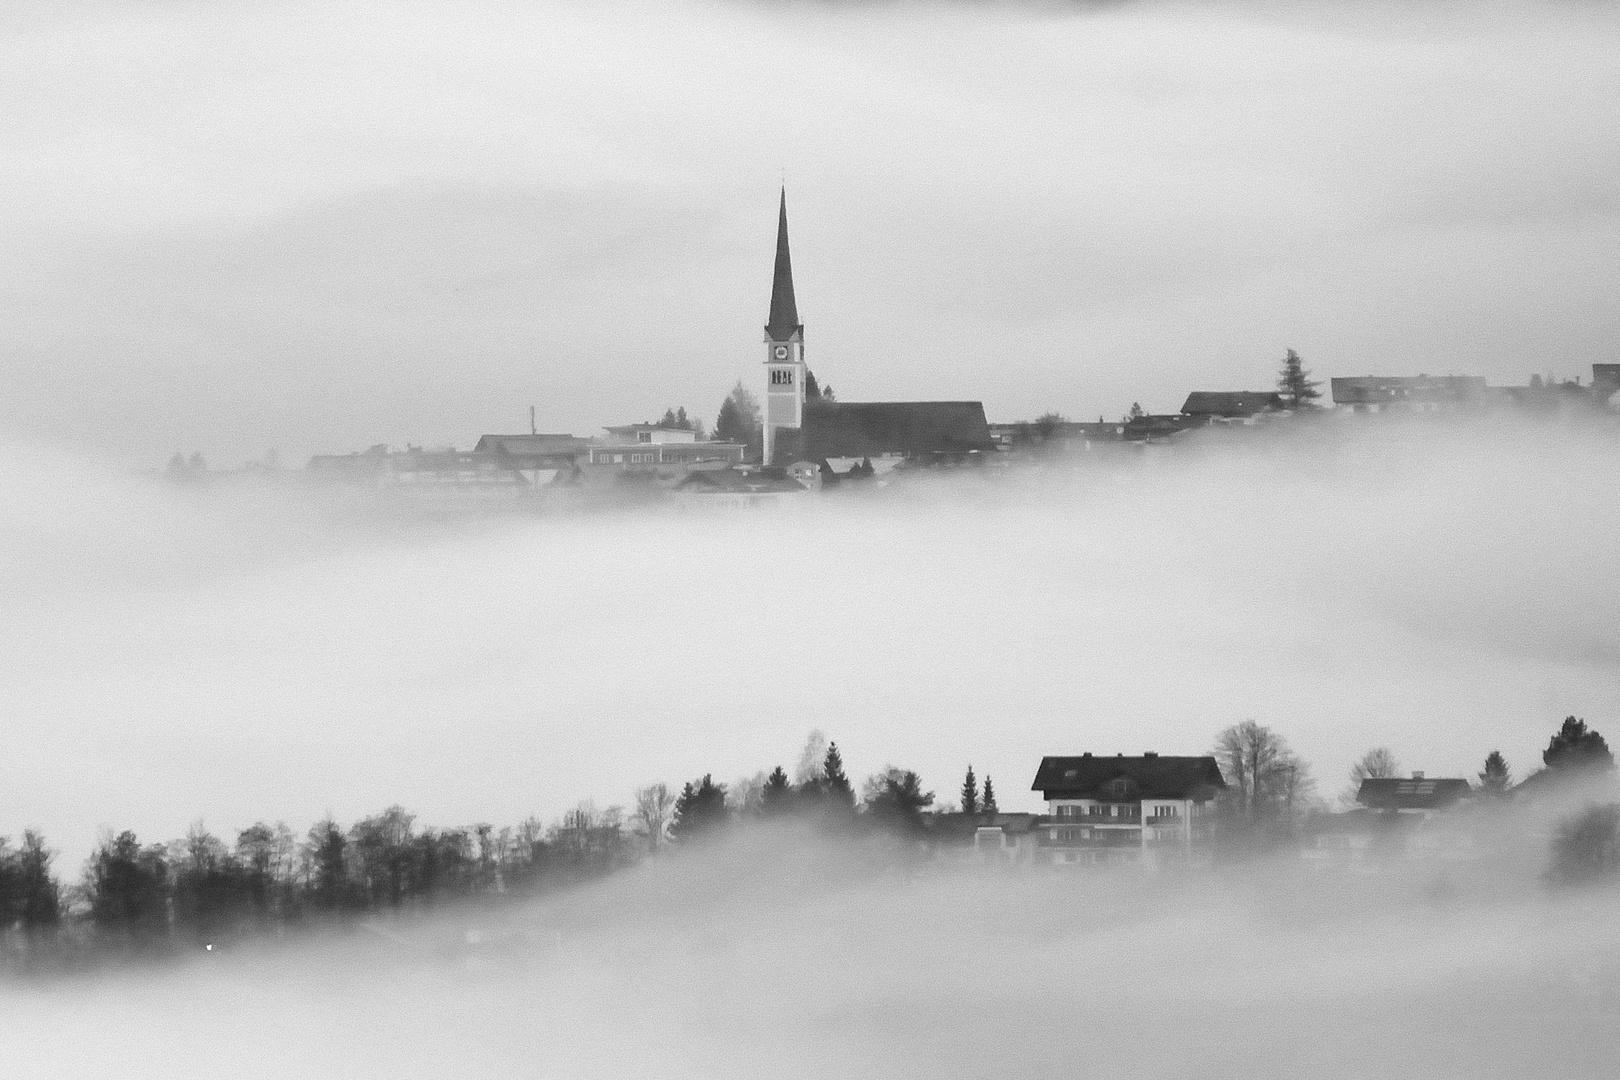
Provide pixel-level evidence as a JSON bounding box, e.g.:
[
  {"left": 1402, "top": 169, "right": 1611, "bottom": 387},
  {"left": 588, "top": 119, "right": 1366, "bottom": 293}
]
[{"left": 1, "top": 0, "right": 1617, "bottom": 466}]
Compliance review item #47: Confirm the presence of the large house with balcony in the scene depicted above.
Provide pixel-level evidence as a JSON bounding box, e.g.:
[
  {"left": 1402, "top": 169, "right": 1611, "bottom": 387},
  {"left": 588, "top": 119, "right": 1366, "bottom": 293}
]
[{"left": 1031, "top": 752, "right": 1227, "bottom": 868}]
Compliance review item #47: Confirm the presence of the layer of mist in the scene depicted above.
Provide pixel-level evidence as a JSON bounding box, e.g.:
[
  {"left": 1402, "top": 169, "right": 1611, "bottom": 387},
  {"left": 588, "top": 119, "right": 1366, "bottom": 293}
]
[
  {"left": 6, "top": 815, "right": 1619, "bottom": 1079},
  {"left": 4, "top": 417, "right": 1617, "bottom": 867}
]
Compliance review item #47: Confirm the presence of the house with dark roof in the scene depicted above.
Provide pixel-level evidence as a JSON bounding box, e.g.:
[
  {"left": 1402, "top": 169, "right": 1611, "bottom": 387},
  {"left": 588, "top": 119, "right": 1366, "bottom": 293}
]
[
  {"left": 1301, "top": 774, "right": 1480, "bottom": 868},
  {"left": 1355, "top": 774, "right": 1472, "bottom": 813},
  {"left": 1031, "top": 753, "right": 1226, "bottom": 867},
  {"left": 1330, "top": 375, "right": 1490, "bottom": 412},
  {"left": 1180, "top": 391, "right": 1285, "bottom": 420}
]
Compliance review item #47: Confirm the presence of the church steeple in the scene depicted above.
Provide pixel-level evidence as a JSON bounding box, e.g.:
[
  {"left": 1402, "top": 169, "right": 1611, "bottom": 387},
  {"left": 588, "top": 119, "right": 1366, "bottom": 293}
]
[
  {"left": 762, "top": 188, "right": 807, "bottom": 466},
  {"left": 765, "top": 188, "right": 801, "bottom": 342}
]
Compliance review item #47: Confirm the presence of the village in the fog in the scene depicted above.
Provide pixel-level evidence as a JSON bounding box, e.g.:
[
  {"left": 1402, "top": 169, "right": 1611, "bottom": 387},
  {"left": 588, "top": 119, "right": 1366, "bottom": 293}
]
[
  {"left": 162, "top": 192, "right": 1620, "bottom": 505},
  {"left": 6, "top": 191, "right": 1619, "bottom": 968},
  {"left": 6, "top": 1, "right": 1620, "bottom": 1075}
]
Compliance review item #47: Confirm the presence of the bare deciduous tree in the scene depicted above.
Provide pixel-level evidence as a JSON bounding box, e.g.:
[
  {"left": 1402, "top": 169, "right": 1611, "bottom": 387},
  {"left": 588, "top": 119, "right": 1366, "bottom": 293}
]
[
  {"left": 1212, "top": 720, "right": 1313, "bottom": 820},
  {"left": 631, "top": 783, "right": 675, "bottom": 853},
  {"left": 794, "top": 730, "right": 828, "bottom": 786},
  {"left": 1343, "top": 746, "right": 1400, "bottom": 806}
]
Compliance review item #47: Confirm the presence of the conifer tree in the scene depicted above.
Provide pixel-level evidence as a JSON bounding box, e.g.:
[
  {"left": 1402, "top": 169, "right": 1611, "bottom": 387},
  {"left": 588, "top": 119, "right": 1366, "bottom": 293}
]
[
  {"left": 761, "top": 766, "right": 793, "bottom": 816},
  {"left": 1277, "top": 348, "right": 1322, "bottom": 408},
  {"left": 960, "top": 765, "right": 979, "bottom": 815},
  {"left": 670, "top": 775, "right": 730, "bottom": 840},
  {"left": 1544, "top": 716, "right": 1615, "bottom": 772},
  {"left": 822, "top": 743, "right": 855, "bottom": 810},
  {"left": 714, "top": 382, "right": 762, "bottom": 456},
  {"left": 1478, "top": 750, "right": 1512, "bottom": 795},
  {"left": 981, "top": 776, "right": 998, "bottom": 815}
]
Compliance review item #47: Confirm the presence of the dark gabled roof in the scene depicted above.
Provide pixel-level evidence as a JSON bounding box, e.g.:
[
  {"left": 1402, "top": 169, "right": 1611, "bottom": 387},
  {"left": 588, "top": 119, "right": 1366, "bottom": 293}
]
[
  {"left": 1329, "top": 376, "right": 1489, "bottom": 406},
  {"left": 1356, "top": 777, "right": 1472, "bottom": 811},
  {"left": 793, "top": 401, "right": 996, "bottom": 462},
  {"left": 1031, "top": 755, "right": 1227, "bottom": 800},
  {"left": 765, "top": 188, "right": 802, "bottom": 342},
  {"left": 1181, "top": 391, "right": 1285, "bottom": 417}
]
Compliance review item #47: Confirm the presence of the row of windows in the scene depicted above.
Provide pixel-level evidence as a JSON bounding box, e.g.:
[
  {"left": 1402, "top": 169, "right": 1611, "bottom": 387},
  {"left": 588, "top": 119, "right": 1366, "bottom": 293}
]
[{"left": 1053, "top": 802, "right": 1187, "bottom": 818}]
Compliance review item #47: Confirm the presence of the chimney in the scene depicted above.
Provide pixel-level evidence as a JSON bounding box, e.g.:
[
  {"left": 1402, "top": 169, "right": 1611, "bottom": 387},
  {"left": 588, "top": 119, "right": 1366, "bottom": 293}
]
[
  {"left": 1081, "top": 752, "right": 1092, "bottom": 758},
  {"left": 1144, "top": 751, "right": 1159, "bottom": 759},
  {"left": 1412, "top": 770, "right": 1425, "bottom": 780}
]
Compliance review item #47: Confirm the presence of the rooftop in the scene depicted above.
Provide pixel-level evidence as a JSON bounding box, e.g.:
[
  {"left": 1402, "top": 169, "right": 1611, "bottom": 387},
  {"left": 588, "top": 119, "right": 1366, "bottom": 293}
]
[
  {"left": 1181, "top": 391, "right": 1285, "bottom": 417},
  {"left": 1032, "top": 755, "right": 1227, "bottom": 800},
  {"left": 789, "top": 400, "right": 996, "bottom": 462},
  {"left": 1356, "top": 776, "right": 1473, "bottom": 811}
]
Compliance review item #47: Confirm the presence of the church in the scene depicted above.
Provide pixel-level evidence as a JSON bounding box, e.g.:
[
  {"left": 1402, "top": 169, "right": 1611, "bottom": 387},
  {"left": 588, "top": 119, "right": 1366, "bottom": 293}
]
[{"left": 759, "top": 191, "right": 995, "bottom": 469}]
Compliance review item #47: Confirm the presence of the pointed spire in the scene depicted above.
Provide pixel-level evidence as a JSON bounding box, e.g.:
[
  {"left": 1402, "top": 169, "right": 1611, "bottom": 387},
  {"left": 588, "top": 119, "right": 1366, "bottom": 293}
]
[{"left": 765, "top": 187, "right": 801, "bottom": 342}]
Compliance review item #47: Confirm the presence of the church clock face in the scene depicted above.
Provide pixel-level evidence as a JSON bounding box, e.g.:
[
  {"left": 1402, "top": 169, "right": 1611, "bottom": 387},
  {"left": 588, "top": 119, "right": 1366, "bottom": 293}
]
[{"left": 774, "top": 345, "right": 789, "bottom": 360}]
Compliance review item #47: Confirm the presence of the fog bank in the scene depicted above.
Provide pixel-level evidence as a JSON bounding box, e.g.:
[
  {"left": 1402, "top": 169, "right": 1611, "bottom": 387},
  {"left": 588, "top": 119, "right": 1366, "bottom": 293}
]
[
  {"left": 5, "top": 826, "right": 1619, "bottom": 1078},
  {"left": 3, "top": 419, "right": 1617, "bottom": 865}
]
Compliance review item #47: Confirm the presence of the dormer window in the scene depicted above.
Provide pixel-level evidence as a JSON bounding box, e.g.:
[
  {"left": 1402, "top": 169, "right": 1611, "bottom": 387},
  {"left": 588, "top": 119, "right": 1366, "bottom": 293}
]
[{"left": 1109, "top": 778, "right": 1134, "bottom": 799}]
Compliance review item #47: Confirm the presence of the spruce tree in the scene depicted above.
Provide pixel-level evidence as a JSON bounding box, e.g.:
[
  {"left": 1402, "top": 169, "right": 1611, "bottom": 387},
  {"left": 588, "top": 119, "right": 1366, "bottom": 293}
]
[
  {"left": 822, "top": 743, "right": 855, "bottom": 810},
  {"left": 1277, "top": 348, "right": 1322, "bottom": 408},
  {"left": 1478, "top": 750, "right": 1512, "bottom": 795},
  {"left": 960, "top": 765, "right": 979, "bottom": 815},
  {"left": 714, "top": 382, "right": 761, "bottom": 454},
  {"left": 981, "top": 776, "right": 998, "bottom": 815},
  {"left": 761, "top": 766, "right": 793, "bottom": 816},
  {"left": 671, "top": 775, "right": 730, "bottom": 841}
]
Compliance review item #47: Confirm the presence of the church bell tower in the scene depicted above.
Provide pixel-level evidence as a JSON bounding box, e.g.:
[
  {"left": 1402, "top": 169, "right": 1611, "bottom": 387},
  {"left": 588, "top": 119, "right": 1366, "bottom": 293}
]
[{"left": 763, "top": 188, "right": 806, "bottom": 466}]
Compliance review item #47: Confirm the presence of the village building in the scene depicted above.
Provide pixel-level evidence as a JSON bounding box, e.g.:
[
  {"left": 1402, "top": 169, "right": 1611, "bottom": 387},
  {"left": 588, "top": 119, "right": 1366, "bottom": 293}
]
[
  {"left": 1355, "top": 773, "right": 1472, "bottom": 814},
  {"left": 923, "top": 812, "right": 1043, "bottom": 865},
  {"left": 1180, "top": 391, "right": 1285, "bottom": 421},
  {"left": 987, "top": 419, "right": 1127, "bottom": 451},
  {"left": 1302, "top": 773, "right": 1476, "bottom": 868},
  {"left": 671, "top": 465, "right": 809, "bottom": 508},
  {"left": 308, "top": 444, "right": 530, "bottom": 496},
  {"left": 473, "top": 433, "right": 590, "bottom": 486},
  {"left": 584, "top": 423, "right": 746, "bottom": 471},
  {"left": 1329, "top": 369, "right": 1620, "bottom": 414},
  {"left": 1030, "top": 753, "right": 1226, "bottom": 867},
  {"left": 1330, "top": 375, "right": 1491, "bottom": 412},
  {"left": 759, "top": 190, "right": 997, "bottom": 470}
]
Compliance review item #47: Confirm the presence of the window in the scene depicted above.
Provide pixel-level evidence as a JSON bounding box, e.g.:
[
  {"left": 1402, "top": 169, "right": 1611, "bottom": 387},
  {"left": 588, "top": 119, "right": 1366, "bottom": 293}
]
[
  {"left": 638, "top": 431, "right": 652, "bottom": 442},
  {"left": 770, "top": 369, "right": 794, "bottom": 386},
  {"left": 1109, "top": 778, "right": 1133, "bottom": 799}
]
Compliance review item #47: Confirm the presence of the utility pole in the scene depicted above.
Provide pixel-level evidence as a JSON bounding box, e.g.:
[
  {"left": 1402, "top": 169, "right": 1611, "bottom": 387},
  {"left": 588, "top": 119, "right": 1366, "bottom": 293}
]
[{"left": 530, "top": 405, "right": 536, "bottom": 436}]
